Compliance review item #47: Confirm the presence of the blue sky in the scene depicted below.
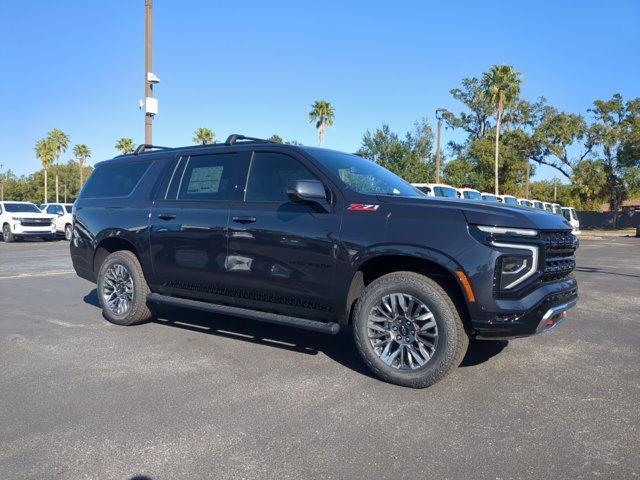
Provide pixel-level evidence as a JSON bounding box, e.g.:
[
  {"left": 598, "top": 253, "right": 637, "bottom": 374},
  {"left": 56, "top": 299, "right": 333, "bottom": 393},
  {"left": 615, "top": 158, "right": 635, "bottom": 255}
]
[{"left": 0, "top": 0, "right": 638, "bottom": 180}]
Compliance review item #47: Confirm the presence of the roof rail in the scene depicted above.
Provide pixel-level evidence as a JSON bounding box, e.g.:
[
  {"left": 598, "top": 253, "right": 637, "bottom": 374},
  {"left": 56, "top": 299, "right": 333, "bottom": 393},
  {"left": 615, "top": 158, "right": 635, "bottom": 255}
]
[
  {"left": 224, "top": 134, "right": 276, "bottom": 146},
  {"left": 133, "top": 144, "right": 171, "bottom": 155}
]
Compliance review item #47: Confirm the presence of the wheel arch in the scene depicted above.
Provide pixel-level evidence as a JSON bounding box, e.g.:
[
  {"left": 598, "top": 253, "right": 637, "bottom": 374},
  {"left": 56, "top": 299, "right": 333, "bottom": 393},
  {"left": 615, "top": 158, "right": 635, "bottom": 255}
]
[
  {"left": 344, "top": 248, "right": 473, "bottom": 334},
  {"left": 93, "top": 232, "right": 145, "bottom": 276}
]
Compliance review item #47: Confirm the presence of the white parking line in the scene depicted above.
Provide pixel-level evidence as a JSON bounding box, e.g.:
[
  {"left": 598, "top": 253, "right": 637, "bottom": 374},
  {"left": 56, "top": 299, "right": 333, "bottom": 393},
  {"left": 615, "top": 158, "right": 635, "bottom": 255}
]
[{"left": 0, "top": 269, "right": 75, "bottom": 280}]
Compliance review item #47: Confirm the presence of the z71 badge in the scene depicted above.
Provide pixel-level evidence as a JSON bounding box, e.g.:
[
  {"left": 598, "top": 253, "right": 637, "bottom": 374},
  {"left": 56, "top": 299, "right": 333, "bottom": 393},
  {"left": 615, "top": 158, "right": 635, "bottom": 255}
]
[{"left": 347, "top": 203, "right": 380, "bottom": 211}]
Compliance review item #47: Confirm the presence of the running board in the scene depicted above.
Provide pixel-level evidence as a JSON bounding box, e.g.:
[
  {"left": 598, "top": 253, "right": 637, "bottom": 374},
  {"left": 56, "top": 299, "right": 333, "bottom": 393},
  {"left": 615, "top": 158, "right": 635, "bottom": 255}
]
[{"left": 147, "top": 293, "right": 340, "bottom": 335}]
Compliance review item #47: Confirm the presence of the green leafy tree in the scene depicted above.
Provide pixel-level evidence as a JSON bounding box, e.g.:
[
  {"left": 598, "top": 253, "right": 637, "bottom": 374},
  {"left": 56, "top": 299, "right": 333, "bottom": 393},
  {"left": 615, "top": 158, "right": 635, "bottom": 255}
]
[
  {"left": 115, "top": 137, "right": 136, "bottom": 155},
  {"left": 47, "top": 128, "right": 70, "bottom": 202},
  {"left": 482, "top": 65, "right": 522, "bottom": 195},
  {"left": 357, "top": 119, "right": 434, "bottom": 183},
  {"left": 442, "top": 157, "right": 480, "bottom": 188},
  {"left": 309, "top": 100, "right": 335, "bottom": 146},
  {"left": 34, "top": 138, "right": 56, "bottom": 203},
  {"left": 268, "top": 134, "right": 283, "bottom": 143},
  {"left": 72, "top": 144, "right": 91, "bottom": 188},
  {"left": 193, "top": 128, "right": 215, "bottom": 145}
]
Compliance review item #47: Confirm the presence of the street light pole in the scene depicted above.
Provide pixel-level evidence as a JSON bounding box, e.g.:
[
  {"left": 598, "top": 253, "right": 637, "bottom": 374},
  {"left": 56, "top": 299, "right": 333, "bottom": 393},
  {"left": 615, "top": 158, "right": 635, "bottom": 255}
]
[
  {"left": 0, "top": 163, "right": 4, "bottom": 202},
  {"left": 144, "top": 0, "right": 153, "bottom": 145},
  {"left": 435, "top": 109, "right": 445, "bottom": 184}
]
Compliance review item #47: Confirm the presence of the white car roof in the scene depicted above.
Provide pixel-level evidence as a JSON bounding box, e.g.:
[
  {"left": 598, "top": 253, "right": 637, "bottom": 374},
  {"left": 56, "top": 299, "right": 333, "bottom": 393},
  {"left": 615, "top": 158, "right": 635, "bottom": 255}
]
[
  {"left": 457, "top": 187, "right": 480, "bottom": 193},
  {"left": 481, "top": 192, "right": 496, "bottom": 196},
  {"left": 1, "top": 201, "right": 35, "bottom": 204},
  {"left": 499, "top": 194, "right": 517, "bottom": 199},
  {"left": 411, "top": 183, "right": 431, "bottom": 187},
  {"left": 517, "top": 198, "right": 531, "bottom": 202}
]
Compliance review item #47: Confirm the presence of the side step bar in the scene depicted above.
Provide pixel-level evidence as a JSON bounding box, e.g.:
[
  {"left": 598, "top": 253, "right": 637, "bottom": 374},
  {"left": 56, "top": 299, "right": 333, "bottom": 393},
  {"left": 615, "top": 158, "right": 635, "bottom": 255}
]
[{"left": 147, "top": 293, "right": 340, "bottom": 335}]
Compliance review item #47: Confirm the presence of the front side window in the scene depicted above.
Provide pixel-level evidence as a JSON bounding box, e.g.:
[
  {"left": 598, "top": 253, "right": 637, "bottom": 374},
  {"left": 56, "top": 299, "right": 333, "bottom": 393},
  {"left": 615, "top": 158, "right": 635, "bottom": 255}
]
[
  {"left": 416, "top": 186, "right": 432, "bottom": 195},
  {"left": 64, "top": 205, "right": 73, "bottom": 213},
  {"left": 246, "top": 152, "right": 319, "bottom": 202},
  {"left": 81, "top": 160, "right": 152, "bottom": 198},
  {"left": 177, "top": 153, "right": 249, "bottom": 201},
  {"left": 304, "top": 148, "right": 421, "bottom": 197},
  {"left": 562, "top": 209, "right": 571, "bottom": 221},
  {"left": 4, "top": 203, "right": 41, "bottom": 213}
]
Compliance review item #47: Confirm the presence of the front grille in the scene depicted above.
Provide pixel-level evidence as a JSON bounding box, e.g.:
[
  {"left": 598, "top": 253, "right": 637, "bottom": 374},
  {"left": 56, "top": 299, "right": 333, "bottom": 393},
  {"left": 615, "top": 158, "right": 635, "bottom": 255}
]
[
  {"left": 21, "top": 219, "right": 53, "bottom": 227},
  {"left": 540, "top": 230, "right": 578, "bottom": 282}
]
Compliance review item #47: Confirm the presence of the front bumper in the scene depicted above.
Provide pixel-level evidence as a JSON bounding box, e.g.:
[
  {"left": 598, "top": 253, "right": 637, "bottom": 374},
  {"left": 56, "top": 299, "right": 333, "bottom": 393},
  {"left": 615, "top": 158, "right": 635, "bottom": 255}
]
[
  {"left": 12, "top": 224, "right": 56, "bottom": 236},
  {"left": 471, "top": 280, "right": 578, "bottom": 339}
]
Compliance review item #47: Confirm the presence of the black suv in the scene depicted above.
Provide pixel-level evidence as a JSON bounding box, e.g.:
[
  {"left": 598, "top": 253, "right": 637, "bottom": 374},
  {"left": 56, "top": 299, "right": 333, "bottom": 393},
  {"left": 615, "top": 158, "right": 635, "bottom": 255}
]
[{"left": 71, "top": 135, "right": 578, "bottom": 388}]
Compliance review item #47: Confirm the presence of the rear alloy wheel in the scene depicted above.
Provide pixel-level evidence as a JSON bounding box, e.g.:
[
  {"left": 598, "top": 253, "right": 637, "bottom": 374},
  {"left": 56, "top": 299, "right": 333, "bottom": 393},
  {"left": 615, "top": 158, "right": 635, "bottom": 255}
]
[
  {"left": 64, "top": 224, "right": 73, "bottom": 241},
  {"left": 97, "top": 250, "right": 153, "bottom": 325},
  {"left": 2, "top": 224, "right": 14, "bottom": 243},
  {"left": 353, "top": 272, "right": 469, "bottom": 388}
]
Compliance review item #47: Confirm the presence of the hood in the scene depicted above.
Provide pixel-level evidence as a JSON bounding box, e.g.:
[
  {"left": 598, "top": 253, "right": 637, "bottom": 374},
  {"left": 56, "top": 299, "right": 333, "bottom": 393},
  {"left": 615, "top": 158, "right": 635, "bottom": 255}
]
[{"left": 376, "top": 195, "right": 572, "bottom": 231}]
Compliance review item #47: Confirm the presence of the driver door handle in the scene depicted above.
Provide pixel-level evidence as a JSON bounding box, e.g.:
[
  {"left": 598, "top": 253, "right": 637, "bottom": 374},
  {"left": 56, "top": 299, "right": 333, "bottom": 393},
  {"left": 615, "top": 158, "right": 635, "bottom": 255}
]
[
  {"left": 232, "top": 216, "right": 257, "bottom": 224},
  {"left": 157, "top": 213, "right": 176, "bottom": 221}
]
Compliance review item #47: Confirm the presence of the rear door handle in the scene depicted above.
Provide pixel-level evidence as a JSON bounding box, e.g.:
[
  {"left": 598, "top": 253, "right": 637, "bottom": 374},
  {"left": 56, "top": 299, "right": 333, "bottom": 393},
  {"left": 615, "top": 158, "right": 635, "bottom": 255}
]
[
  {"left": 232, "top": 216, "right": 257, "bottom": 224},
  {"left": 157, "top": 213, "right": 176, "bottom": 221}
]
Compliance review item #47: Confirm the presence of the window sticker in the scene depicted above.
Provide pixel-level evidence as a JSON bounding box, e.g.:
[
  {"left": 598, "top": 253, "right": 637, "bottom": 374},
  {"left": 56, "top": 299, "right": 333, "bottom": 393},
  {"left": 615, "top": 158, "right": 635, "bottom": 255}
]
[{"left": 187, "top": 166, "right": 223, "bottom": 194}]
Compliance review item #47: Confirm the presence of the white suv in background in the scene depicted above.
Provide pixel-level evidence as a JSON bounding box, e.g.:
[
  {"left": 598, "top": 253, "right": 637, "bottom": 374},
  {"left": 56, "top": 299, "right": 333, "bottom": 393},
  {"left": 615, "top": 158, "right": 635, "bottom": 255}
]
[
  {"left": 39, "top": 203, "right": 74, "bottom": 240},
  {"left": 562, "top": 207, "right": 581, "bottom": 235},
  {"left": 0, "top": 201, "right": 57, "bottom": 242}
]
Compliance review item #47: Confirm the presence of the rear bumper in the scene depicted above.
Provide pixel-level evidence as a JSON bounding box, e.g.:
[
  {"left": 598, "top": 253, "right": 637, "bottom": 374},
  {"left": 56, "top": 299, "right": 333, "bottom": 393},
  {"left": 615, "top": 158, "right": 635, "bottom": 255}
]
[{"left": 471, "top": 279, "right": 578, "bottom": 339}]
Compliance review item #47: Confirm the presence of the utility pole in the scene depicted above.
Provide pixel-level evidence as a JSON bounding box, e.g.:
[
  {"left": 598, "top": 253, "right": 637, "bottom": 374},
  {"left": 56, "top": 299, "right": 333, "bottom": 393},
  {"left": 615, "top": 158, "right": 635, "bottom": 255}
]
[
  {"left": 553, "top": 177, "right": 557, "bottom": 201},
  {"left": 144, "top": 0, "right": 153, "bottom": 145},
  {"left": 0, "top": 163, "right": 4, "bottom": 201},
  {"left": 64, "top": 184, "right": 68, "bottom": 203},
  {"left": 435, "top": 109, "right": 445, "bottom": 183}
]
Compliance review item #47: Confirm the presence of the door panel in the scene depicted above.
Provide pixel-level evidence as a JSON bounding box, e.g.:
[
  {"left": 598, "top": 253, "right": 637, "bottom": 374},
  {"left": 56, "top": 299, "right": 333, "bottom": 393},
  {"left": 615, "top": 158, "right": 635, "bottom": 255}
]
[
  {"left": 226, "top": 151, "right": 342, "bottom": 320},
  {"left": 148, "top": 151, "right": 250, "bottom": 301}
]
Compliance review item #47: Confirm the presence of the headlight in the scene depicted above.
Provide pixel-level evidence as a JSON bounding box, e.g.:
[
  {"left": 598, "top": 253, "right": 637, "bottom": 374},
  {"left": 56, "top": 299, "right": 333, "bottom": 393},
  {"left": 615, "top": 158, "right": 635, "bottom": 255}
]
[
  {"left": 477, "top": 225, "right": 538, "bottom": 237},
  {"left": 470, "top": 225, "right": 540, "bottom": 290}
]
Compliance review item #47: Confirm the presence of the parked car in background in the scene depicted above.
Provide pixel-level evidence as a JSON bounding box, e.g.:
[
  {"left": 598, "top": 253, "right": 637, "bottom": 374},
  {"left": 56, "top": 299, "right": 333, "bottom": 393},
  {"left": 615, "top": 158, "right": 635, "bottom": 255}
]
[
  {"left": 457, "top": 187, "right": 482, "bottom": 200},
  {"left": 499, "top": 195, "right": 518, "bottom": 206},
  {"left": 562, "top": 207, "right": 581, "bottom": 234},
  {"left": 543, "top": 202, "right": 555, "bottom": 213},
  {"left": 481, "top": 192, "right": 499, "bottom": 202},
  {"left": 518, "top": 198, "right": 533, "bottom": 207},
  {"left": 552, "top": 203, "right": 563, "bottom": 215},
  {"left": 532, "top": 200, "right": 545, "bottom": 210},
  {"left": 0, "top": 201, "right": 57, "bottom": 242},
  {"left": 39, "top": 203, "right": 74, "bottom": 240},
  {"left": 427, "top": 183, "right": 458, "bottom": 198},
  {"left": 411, "top": 183, "right": 433, "bottom": 197}
]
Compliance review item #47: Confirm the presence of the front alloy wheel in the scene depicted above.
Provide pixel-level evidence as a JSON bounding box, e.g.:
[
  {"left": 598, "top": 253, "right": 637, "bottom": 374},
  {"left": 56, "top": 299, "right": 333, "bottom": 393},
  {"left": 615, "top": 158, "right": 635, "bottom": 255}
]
[{"left": 367, "top": 293, "right": 438, "bottom": 369}]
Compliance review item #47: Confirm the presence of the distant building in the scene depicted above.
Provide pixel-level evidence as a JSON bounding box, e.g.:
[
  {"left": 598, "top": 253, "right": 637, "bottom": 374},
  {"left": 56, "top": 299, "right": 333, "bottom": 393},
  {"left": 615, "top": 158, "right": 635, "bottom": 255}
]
[{"left": 600, "top": 199, "right": 640, "bottom": 213}]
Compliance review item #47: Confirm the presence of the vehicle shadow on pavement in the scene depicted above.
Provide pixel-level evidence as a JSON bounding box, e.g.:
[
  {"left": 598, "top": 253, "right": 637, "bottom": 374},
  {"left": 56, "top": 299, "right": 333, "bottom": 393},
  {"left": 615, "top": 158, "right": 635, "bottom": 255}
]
[
  {"left": 83, "top": 289, "right": 507, "bottom": 377},
  {"left": 574, "top": 266, "right": 640, "bottom": 278}
]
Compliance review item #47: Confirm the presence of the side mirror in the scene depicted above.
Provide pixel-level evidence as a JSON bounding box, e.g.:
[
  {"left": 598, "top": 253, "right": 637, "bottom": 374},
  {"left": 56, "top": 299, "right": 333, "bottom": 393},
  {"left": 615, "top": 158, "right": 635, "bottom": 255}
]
[{"left": 287, "top": 180, "right": 329, "bottom": 211}]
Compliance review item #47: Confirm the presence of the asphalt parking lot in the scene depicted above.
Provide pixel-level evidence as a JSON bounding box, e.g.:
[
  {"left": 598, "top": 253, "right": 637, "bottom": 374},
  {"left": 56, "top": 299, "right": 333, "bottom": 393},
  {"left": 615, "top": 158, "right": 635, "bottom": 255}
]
[{"left": 1, "top": 237, "right": 638, "bottom": 479}]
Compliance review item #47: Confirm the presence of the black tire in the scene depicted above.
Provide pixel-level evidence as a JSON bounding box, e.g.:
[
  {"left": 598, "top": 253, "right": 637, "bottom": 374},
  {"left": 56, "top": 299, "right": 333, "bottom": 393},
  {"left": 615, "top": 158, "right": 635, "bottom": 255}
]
[
  {"left": 97, "top": 250, "right": 153, "bottom": 326},
  {"left": 64, "top": 224, "right": 73, "bottom": 241},
  {"left": 2, "top": 224, "right": 14, "bottom": 243},
  {"left": 352, "top": 272, "right": 469, "bottom": 388}
]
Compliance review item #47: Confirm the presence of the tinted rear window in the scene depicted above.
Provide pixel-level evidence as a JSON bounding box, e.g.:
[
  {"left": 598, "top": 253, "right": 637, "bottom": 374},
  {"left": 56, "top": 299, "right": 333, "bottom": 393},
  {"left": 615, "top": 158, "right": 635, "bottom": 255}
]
[{"left": 80, "top": 161, "right": 152, "bottom": 198}]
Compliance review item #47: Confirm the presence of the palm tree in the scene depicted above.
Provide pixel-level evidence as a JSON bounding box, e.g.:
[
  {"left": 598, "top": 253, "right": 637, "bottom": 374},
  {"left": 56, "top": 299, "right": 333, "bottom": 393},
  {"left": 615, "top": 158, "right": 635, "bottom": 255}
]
[
  {"left": 35, "top": 138, "right": 56, "bottom": 203},
  {"left": 482, "top": 65, "right": 522, "bottom": 195},
  {"left": 115, "top": 137, "right": 136, "bottom": 155},
  {"left": 47, "top": 128, "right": 70, "bottom": 202},
  {"left": 73, "top": 144, "right": 91, "bottom": 188},
  {"left": 193, "top": 128, "right": 215, "bottom": 145},
  {"left": 308, "top": 100, "right": 335, "bottom": 146}
]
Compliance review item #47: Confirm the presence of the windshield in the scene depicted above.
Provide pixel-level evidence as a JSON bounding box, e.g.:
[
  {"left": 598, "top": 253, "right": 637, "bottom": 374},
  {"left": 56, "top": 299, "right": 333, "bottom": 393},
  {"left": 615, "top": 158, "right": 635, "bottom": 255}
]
[
  {"left": 482, "top": 194, "right": 498, "bottom": 202},
  {"left": 433, "top": 186, "right": 457, "bottom": 198},
  {"left": 462, "top": 190, "right": 482, "bottom": 200},
  {"left": 415, "top": 186, "right": 432, "bottom": 195},
  {"left": 519, "top": 200, "right": 532, "bottom": 207},
  {"left": 65, "top": 205, "right": 73, "bottom": 213},
  {"left": 502, "top": 196, "right": 518, "bottom": 206},
  {"left": 303, "top": 148, "right": 421, "bottom": 197},
  {"left": 4, "top": 203, "right": 41, "bottom": 213},
  {"left": 533, "top": 201, "right": 544, "bottom": 209}
]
